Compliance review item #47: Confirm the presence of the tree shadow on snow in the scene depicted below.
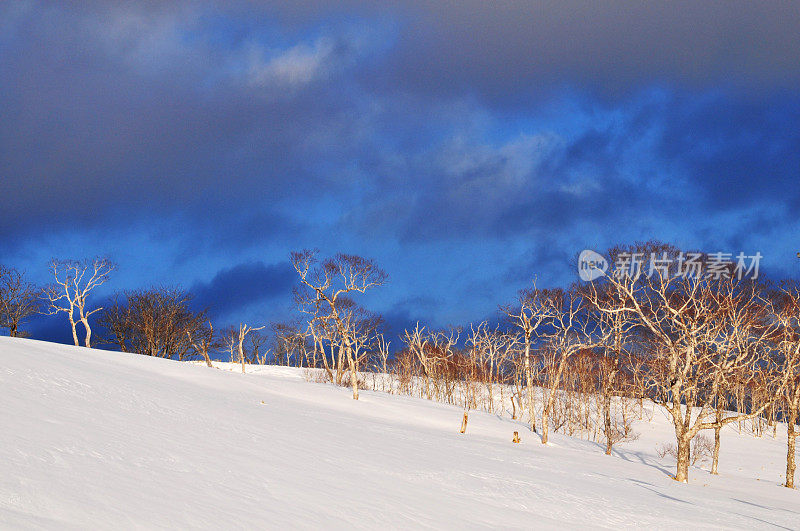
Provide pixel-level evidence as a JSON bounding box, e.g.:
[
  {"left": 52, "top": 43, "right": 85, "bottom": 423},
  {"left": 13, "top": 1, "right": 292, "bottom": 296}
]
[
  {"left": 732, "top": 498, "right": 800, "bottom": 516},
  {"left": 627, "top": 479, "right": 693, "bottom": 505},
  {"left": 607, "top": 446, "right": 674, "bottom": 479}
]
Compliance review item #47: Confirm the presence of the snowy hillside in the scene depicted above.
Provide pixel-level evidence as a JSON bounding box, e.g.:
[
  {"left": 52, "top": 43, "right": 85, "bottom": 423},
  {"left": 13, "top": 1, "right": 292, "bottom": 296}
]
[{"left": 1, "top": 337, "right": 798, "bottom": 529}]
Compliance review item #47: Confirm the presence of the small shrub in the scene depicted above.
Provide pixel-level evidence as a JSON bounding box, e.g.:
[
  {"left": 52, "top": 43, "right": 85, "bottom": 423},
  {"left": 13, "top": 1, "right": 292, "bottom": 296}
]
[{"left": 656, "top": 434, "right": 714, "bottom": 466}]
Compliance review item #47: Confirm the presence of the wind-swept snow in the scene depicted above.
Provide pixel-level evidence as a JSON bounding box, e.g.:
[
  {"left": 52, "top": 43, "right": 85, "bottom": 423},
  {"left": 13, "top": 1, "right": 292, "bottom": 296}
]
[{"left": 1, "top": 337, "right": 798, "bottom": 529}]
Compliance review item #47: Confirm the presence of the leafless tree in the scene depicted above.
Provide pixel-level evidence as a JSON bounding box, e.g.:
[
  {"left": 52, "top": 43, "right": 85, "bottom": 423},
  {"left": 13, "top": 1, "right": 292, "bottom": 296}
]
[
  {"left": 272, "top": 322, "right": 301, "bottom": 366},
  {"left": 247, "top": 330, "right": 270, "bottom": 365},
  {"left": 501, "top": 284, "right": 548, "bottom": 433},
  {"left": 468, "top": 322, "right": 513, "bottom": 413},
  {"left": 236, "top": 323, "right": 266, "bottom": 373},
  {"left": 0, "top": 265, "right": 39, "bottom": 337},
  {"left": 588, "top": 242, "right": 776, "bottom": 482},
  {"left": 188, "top": 321, "right": 217, "bottom": 367},
  {"left": 533, "top": 286, "right": 606, "bottom": 444},
  {"left": 221, "top": 326, "right": 238, "bottom": 365},
  {"left": 291, "top": 250, "right": 387, "bottom": 400},
  {"left": 773, "top": 282, "right": 800, "bottom": 488},
  {"left": 99, "top": 287, "right": 206, "bottom": 360},
  {"left": 375, "top": 333, "right": 391, "bottom": 375},
  {"left": 703, "top": 279, "right": 775, "bottom": 475},
  {"left": 43, "top": 258, "right": 115, "bottom": 347},
  {"left": 402, "top": 324, "right": 461, "bottom": 403},
  {"left": 584, "top": 269, "right": 641, "bottom": 454}
]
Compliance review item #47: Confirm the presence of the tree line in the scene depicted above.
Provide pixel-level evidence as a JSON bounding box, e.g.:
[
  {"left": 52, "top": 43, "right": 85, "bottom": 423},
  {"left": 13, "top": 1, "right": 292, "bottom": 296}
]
[
  {"left": 285, "top": 245, "right": 800, "bottom": 488},
  {"left": 1, "top": 243, "right": 800, "bottom": 488}
]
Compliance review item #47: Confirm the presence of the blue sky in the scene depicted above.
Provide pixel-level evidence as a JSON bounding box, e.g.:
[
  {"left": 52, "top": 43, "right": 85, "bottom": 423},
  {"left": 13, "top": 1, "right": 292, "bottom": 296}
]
[{"left": 2, "top": 1, "right": 799, "bottom": 344}]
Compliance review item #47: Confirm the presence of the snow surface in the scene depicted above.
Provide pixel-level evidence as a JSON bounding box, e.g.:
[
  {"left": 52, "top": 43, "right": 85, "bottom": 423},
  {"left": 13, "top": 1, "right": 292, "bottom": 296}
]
[{"left": 1, "top": 336, "right": 798, "bottom": 529}]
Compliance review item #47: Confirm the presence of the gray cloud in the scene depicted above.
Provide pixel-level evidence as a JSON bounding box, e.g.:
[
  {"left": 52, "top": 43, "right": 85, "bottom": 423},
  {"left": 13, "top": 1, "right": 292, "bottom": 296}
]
[
  {"left": 352, "top": 1, "right": 800, "bottom": 104},
  {"left": 2, "top": 0, "right": 799, "bottom": 335}
]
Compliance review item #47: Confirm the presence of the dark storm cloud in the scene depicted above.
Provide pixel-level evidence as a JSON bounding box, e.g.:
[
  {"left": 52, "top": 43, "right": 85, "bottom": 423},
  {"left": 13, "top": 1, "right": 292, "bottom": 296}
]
[
  {"left": 357, "top": 88, "right": 798, "bottom": 248},
  {"left": 381, "top": 295, "right": 439, "bottom": 332},
  {"left": 357, "top": 1, "right": 800, "bottom": 104},
  {"left": 229, "top": 1, "right": 800, "bottom": 95},
  {"left": 3, "top": 1, "right": 798, "bottom": 246},
  {"left": 347, "top": 100, "right": 678, "bottom": 243},
  {"left": 0, "top": 1, "right": 372, "bottom": 243},
  {"left": 190, "top": 261, "right": 296, "bottom": 318}
]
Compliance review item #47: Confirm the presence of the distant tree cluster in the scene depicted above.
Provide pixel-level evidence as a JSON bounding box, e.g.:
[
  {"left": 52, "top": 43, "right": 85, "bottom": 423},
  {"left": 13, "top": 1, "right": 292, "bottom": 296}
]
[{"left": 99, "top": 288, "right": 206, "bottom": 360}]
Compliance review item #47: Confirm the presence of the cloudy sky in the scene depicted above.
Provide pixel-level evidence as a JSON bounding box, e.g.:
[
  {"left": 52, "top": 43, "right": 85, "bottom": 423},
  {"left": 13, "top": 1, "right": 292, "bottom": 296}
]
[{"left": 2, "top": 1, "right": 799, "bottom": 342}]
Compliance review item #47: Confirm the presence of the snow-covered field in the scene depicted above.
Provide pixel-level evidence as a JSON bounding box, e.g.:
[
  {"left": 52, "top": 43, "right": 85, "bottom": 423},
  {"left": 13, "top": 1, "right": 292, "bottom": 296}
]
[{"left": 1, "top": 337, "right": 798, "bottom": 529}]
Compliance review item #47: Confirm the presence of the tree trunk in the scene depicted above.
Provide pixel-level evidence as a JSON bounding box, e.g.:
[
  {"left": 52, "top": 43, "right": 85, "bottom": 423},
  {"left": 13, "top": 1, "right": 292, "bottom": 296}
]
[
  {"left": 511, "top": 393, "right": 517, "bottom": 420},
  {"left": 603, "top": 393, "right": 613, "bottom": 455},
  {"left": 487, "top": 356, "right": 494, "bottom": 413},
  {"left": 786, "top": 407, "right": 798, "bottom": 489},
  {"left": 524, "top": 337, "right": 537, "bottom": 433},
  {"left": 541, "top": 354, "right": 568, "bottom": 445},
  {"left": 336, "top": 345, "right": 345, "bottom": 385},
  {"left": 675, "top": 436, "right": 691, "bottom": 483},
  {"left": 711, "top": 425, "right": 722, "bottom": 475},
  {"left": 347, "top": 347, "right": 359, "bottom": 400},
  {"left": 238, "top": 336, "right": 246, "bottom": 374},
  {"left": 317, "top": 339, "right": 334, "bottom": 382},
  {"left": 82, "top": 319, "right": 92, "bottom": 347},
  {"left": 541, "top": 402, "right": 550, "bottom": 444},
  {"left": 69, "top": 315, "right": 79, "bottom": 346},
  {"left": 711, "top": 402, "right": 723, "bottom": 475}
]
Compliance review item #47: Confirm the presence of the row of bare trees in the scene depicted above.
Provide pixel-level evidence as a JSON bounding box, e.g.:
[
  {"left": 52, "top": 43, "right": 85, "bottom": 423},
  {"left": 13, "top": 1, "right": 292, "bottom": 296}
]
[
  {"left": 277, "top": 245, "right": 800, "bottom": 488},
  {"left": 98, "top": 287, "right": 275, "bottom": 373},
  {"left": 4, "top": 246, "right": 800, "bottom": 489},
  {"left": 0, "top": 260, "right": 271, "bottom": 370}
]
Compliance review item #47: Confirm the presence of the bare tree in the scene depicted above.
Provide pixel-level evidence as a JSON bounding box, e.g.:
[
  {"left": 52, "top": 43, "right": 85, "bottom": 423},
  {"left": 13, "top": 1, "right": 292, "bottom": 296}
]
[
  {"left": 402, "top": 324, "right": 432, "bottom": 398},
  {"left": 501, "top": 284, "right": 548, "bottom": 434},
  {"left": 0, "top": 265, "right": 39, "bottom": 337},
  {"left": 221, "top": 326, "right": 238, "bottom": 365},
  {"left": 43, "top": 258, "right": 115, "bottom": 347},
  {"left": 773, "top": 282, "right": 800, "bottom": 488},
  {"left": 376, "top": 333, "right": 391, "bottom": 375},
  {"left": 272, "top": 322, "right": 299, "bottom": 366},
  {"left": 703, "top": 280, "right": 775, "bottom": 475},
  {"left": 534, "top": 286, "right": 606, "bottom": 445},
  {"left": 402, "top": 324, "right": 460, "bottom": 403},
  {"left": 188, "top": 321, "right": 217, "bottom": 368},
  {"left": 291, "top": 250, "right": 387, "bottom": 400},
  {"left": 468, "top": 322, "right": 513, "bottom": 413},
  {"left": 247, "top": 330, "right": 270, "bottom": 365},
  {"left": 237, "top": 323, "right": 266, "bottom": 373},
  {"left": 585, "top": 277, "right": 640, "bottom": 455}
]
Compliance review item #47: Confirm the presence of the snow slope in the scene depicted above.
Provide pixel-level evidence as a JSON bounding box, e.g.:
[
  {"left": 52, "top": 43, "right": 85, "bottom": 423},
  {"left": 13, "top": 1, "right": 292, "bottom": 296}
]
[{"left": 1, "top": 337, "right": 798, "bottom": 529}]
